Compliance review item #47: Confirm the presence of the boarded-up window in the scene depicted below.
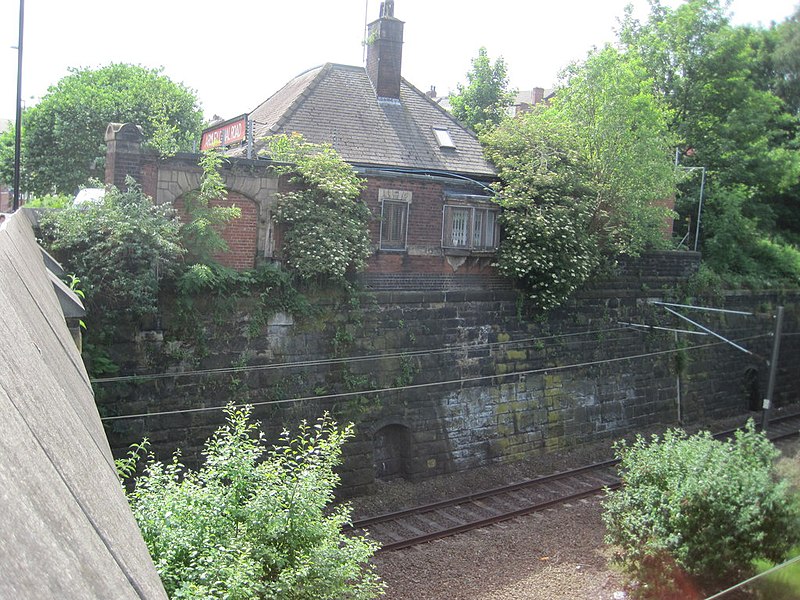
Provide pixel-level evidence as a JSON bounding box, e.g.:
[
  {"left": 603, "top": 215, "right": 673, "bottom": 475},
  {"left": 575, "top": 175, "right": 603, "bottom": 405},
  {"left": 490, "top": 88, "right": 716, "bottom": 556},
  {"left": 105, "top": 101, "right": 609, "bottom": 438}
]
[{"left": 379, "top": 189, "right": 412, "bottom": 250}]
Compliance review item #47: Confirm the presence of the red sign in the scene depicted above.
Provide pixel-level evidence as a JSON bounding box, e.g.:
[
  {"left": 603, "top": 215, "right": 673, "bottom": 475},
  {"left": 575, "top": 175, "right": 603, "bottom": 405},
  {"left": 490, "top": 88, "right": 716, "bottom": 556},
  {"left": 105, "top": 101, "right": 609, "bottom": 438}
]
[{"left": 200, "top": 115, "right": 248, "bottom": 151}]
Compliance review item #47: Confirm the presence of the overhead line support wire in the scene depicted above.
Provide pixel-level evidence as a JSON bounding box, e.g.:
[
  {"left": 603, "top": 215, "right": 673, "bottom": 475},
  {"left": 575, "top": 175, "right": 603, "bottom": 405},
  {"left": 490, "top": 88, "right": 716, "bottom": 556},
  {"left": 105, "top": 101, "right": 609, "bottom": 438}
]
[
  {"left": 618, "top": 321, "right": 708, "bottom": 336},
  {"left": 90, "top": 326, "right": 631, "bottom": 385},
  {"left": 649, "top": 300, "right": 754, "bottom": 317},
  {"left": 99, "top": 334, "right": 769, "bottom": 423},
  {"left": 661, "top": 305, "right": 754, "bottom": 356}
]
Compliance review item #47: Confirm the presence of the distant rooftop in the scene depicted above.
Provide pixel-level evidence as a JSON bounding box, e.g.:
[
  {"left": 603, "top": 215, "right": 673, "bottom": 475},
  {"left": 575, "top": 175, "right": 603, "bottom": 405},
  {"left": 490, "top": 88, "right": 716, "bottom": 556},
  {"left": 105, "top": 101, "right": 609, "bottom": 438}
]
[{"left": 509, "top": 87, "right": 555, "bottom": 117}]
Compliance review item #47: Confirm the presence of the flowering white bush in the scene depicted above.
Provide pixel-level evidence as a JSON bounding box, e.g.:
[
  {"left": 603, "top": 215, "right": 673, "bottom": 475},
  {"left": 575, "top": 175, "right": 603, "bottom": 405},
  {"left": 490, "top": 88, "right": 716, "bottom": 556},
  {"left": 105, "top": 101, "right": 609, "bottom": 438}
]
[{"left": 267, "top": 134, "right": 371, "bottom": 281}]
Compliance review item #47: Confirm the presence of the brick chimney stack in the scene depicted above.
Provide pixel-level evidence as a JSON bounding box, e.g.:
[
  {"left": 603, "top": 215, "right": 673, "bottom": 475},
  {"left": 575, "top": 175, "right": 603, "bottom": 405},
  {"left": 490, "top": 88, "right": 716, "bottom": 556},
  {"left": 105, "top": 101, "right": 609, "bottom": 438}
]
[{"left": 366, "top": 0, "right": 404, "bottom": 101}]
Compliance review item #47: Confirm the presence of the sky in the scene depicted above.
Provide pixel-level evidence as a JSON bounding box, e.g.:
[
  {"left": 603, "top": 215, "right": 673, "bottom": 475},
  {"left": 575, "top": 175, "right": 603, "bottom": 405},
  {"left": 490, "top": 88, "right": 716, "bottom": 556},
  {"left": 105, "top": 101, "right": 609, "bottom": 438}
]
[{"left": 0, "top": 0, "right": 798, "bottom": 124}]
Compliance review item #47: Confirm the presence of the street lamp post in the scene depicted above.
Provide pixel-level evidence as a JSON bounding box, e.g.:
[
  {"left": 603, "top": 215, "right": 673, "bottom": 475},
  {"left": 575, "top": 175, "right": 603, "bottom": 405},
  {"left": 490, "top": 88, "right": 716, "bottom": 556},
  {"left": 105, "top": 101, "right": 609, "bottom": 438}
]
[{"left": 12, "top": 0, "right": 25, "bottom": 211}]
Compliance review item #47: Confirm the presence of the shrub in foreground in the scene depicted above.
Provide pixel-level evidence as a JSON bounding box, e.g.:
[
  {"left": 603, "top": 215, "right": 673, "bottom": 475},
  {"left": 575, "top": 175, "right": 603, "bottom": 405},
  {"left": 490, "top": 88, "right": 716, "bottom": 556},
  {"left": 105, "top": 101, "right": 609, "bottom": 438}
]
[
  {"left": 602, "top": 422, "right": 800, "bottom": 598},
  {"left": 118, "top": 405, "right": 384, "bottom": 599}
]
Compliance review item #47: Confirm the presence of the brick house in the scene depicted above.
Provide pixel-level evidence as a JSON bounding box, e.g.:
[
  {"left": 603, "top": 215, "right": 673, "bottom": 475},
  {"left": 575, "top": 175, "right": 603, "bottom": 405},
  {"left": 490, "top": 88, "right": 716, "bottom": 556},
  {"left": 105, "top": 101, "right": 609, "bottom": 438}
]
[{"left": 105, "top": 1, "right": 501, "bottom": 283}]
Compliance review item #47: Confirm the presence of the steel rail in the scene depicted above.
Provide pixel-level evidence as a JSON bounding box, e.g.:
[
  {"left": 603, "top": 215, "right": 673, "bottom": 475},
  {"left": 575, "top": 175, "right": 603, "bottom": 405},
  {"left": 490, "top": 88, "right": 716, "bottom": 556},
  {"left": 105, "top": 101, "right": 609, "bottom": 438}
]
[
  {"left": 354, "top": 412, "right": 800, "bottom": 553},
  {"left": 376, "top": 481, "right": 620, "bottom": 552},
  {"left": 349, "top": 458, "right": 618, "bottom": 530}
]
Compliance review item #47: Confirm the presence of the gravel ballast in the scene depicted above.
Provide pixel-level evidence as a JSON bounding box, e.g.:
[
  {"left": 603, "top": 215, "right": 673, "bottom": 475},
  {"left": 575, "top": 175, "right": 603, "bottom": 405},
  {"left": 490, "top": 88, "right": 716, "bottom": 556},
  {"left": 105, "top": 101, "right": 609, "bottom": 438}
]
[
  {"left": 347, "top": 411, "right": 800, "bottom": 599},
  {"left": 372, "top": 496, "right": 625, "bottom": 600}
]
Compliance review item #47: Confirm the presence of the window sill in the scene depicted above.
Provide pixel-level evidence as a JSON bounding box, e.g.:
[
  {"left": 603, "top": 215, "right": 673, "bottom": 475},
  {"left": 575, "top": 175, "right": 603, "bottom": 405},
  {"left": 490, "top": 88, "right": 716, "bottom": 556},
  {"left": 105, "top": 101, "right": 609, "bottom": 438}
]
[{"left": 443, "top": 248, "right": 497, "bottom": 257}]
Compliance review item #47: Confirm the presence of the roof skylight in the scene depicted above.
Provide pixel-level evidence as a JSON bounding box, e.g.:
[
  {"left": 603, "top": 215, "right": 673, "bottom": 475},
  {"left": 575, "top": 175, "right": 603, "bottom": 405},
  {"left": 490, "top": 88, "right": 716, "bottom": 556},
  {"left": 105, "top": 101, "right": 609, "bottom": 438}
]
[{"left": 433, "top": 127, "right": 456, "bottom": 149}]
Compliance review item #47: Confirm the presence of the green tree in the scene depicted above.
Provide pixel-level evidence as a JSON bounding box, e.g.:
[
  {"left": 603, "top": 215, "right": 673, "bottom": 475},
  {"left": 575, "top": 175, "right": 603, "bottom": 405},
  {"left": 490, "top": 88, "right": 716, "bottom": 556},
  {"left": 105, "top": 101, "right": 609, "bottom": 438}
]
[
  {"left": 118, "top": 405, "right": 384, "bottom": 599},
  {"left": 603, "top": 422, "right": 800, "bottom": 598},
  {"left": 3, "top": 64, "right": 202, "bottom": 196},
  {"left": 482, "top": 46, "right": 676, "bottom": 309},
  {"left": 767, "top": 7, "right": 800, "bottom": 116},
  {"left": 619, "top": 0, "right": 795, "bottom": 191},
  {"left": 619, "top": 0, "right": 800, "bottom": 273},
  {"left": 0, "top": 128, "right": 19, "bottom": 193},
  {"left": 553, "top": 45, "right": 677, "bottom": 255},
  {"left": 449, "top": 47, "right": 516, "bottom": 132},
  {"left": 266, "top": 133, "right": 372, "bottom": 282}
]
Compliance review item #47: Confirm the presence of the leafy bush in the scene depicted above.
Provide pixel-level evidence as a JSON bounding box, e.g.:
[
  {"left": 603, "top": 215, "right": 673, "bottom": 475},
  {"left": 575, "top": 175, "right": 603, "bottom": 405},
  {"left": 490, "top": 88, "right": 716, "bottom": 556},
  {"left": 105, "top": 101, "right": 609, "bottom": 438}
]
[
  {"left": 700, "top": 184, "right": 800, "bottom": 286},
  {"left": 23, "top": 193, "right": 72, "bottom": 209},
  {"left": 603, "top": 422, "right": 800, "bottom": 598},
  {"left": 266, "top": 134, "right": 372, "bottom": 282},
  {"left": 482, "top": 113, "right": 602, "bottom": 310},
  {"left": 39, "top": 178, "right": 185, "bottom": 327},
  {"left": 119, "top": 405, "right": 384, "bottom": 599},
  {"left": 175, "top": 262, "right": 312, "bottom": 318}
]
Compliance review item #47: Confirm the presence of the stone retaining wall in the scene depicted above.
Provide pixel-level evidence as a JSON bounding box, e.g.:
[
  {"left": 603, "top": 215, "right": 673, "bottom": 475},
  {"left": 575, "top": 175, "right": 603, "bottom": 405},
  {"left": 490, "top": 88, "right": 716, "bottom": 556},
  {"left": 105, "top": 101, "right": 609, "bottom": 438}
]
[{"left": 99, "top": 260, "right": 799, "bottom": 497}]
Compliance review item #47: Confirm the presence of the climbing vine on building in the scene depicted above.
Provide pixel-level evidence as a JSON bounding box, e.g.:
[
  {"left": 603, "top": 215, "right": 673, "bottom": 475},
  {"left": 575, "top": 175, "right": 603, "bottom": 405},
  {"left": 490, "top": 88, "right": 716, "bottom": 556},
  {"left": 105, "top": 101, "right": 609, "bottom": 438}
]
[
  {"left": 266, "top": 133, "right": 372, "bottom": 281},
  {"left": 180, "top": 148, "right": 241, "bottom": 266}
]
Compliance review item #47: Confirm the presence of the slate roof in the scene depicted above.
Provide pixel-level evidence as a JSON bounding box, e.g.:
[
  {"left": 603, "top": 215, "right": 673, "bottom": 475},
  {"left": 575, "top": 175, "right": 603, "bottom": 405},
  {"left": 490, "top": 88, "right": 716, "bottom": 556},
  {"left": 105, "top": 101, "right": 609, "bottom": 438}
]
[
  {"left": 0, "top": 211, "right": 167, "bottom": 599},
  {"left": 239, "top": 63, "right": 496, "bottom": 179}
]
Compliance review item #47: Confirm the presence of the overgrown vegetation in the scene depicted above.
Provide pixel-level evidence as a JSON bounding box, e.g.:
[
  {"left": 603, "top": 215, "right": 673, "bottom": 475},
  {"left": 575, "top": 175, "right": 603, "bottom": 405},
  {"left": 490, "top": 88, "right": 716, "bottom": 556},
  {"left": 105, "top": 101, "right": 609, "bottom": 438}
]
[
  {"left": 482, "top": 46, "right": 676, "bottom": 310},
  {"left": 38, "top": 179, "right": 185, "bottom": 377},
  {"left": 265, "top": 133, "right": 372, "bottom": 282},
  {"left": 466, "top": 0, "right": 800, "bottom": 306},
  {"left": 483, "top": 117, "right": 601, "bottom": 309},
  {"left": 39, "top": 178, "right": 185, "bottom": 331},
  {"left": 117, "top": 405, "right": 385, "bottom": 599},
  {"left": 167, "top": 262, "right": 314, "bottom": 364},
  {"left": 603, "top": 422, "right": 800, "bottom": 598},
  {"left": 619, "top": 0, "right": 800, "bottom": 285},
  {"left": 179, "top": 148, "right": 241, "bottom": 267}
]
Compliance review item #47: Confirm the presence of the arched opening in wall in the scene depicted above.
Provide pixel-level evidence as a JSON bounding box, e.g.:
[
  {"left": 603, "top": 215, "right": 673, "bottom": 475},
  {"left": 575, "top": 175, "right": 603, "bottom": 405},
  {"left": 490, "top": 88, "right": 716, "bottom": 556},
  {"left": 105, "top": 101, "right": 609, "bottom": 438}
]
[
  {"left": 373, "top": 424, "right": 412, "bottom": 481},
  {"left": 744, "top": 367, "right": 761, "bottom": 412}
]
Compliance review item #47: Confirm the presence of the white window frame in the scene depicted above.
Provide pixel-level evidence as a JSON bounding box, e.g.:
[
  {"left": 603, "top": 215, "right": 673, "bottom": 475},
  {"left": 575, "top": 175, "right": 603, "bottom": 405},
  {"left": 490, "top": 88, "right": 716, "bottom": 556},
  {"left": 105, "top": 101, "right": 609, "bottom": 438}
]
[
  {"left": 441, "top": 202, "right": 500, "bottom": 251},
  {"left": 379, "top": 189, "right": 412, "bottom": 251},
  {"left": 433, "top": 127, "right": 456, "bottom": 149}
]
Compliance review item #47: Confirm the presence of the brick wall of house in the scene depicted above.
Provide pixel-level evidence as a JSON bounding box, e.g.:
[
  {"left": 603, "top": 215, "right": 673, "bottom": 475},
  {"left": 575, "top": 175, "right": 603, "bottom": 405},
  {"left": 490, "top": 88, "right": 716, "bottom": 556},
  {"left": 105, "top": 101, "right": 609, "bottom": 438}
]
[
  {"left": 363, "top": 176, "right": 444, "bottom": 247},
  {"left": 362, "top": 176, "right": 498, "bottom": 275},
  {"left": 173, "top": 192, "right": 259, "bottom": 271}
]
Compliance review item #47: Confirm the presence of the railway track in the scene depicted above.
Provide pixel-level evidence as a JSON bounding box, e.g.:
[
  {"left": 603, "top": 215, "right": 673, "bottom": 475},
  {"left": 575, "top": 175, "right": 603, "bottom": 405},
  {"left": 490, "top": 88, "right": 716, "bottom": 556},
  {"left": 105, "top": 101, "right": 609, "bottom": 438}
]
[{"left": 350, "top": 412, "right": 800, "bottom": 553}]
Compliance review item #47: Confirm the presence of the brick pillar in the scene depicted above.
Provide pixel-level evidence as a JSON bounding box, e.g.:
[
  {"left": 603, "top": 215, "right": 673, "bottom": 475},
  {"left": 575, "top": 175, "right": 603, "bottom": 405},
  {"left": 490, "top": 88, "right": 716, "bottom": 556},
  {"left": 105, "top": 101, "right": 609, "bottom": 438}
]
[{"left": 104, "top": 123, "right": 144, "bottom": 190}]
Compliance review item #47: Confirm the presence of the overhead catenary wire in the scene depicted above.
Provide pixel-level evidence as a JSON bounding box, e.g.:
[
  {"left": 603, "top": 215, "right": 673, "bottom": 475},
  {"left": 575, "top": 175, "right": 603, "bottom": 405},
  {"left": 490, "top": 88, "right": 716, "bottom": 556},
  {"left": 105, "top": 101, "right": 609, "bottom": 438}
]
[
  {"left": 99, "top": 333, "right": 770, "bottom": 423},
  {"left": 90, "top": 326, "right": 633, "bottom": 384}
]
